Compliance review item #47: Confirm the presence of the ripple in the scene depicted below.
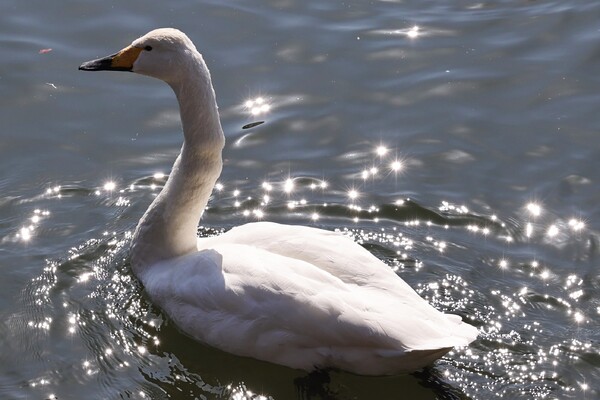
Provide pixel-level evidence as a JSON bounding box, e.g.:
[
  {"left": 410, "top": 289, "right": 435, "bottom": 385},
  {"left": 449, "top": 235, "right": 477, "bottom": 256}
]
[{"left": 4, "top": 144, "right": 599, "bottom": 399}]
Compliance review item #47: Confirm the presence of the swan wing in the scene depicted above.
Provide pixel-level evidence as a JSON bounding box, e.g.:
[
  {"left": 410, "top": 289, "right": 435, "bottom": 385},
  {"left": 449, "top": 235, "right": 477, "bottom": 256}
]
[{"left": 199, "top": 222, "right": 411, "bottom": 290}]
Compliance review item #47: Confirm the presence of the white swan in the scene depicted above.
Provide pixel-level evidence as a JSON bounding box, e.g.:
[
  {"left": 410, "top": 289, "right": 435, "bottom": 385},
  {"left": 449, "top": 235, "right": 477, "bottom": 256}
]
[{"left": 79, "top": 28, "right": 478, "bottom": 375}]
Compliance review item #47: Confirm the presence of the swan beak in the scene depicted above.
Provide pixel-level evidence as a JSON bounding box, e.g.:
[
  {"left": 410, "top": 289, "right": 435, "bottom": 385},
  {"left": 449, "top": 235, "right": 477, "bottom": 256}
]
[{"left": 79, "top": 45, "right": 142, "bottom": 72}]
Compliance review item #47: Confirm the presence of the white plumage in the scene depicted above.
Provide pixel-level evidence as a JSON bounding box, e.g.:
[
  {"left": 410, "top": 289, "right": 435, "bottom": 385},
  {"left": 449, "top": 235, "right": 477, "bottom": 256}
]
[{"left": 80, "top": 28, "right": 478, "bottom": 375}]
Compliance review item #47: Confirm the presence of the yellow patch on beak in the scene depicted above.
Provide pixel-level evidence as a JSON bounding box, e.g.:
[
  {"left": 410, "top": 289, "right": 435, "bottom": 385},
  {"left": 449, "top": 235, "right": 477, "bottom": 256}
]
[{"left": 111, "top": 45, "right": 143, "bottom": 69}]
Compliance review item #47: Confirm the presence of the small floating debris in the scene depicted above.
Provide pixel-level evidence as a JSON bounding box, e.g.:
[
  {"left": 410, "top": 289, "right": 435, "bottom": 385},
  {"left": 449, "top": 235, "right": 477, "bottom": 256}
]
[{"left": 242, "top": 121, "right": 265, "bottom": 129}]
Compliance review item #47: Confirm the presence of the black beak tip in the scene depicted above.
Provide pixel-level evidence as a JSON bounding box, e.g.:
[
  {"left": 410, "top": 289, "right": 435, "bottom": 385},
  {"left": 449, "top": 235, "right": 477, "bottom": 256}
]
[
  {"left": 78, "top": 55, "right": 130, "bottom": 72},
  {"left": 78, "top": 63, "right": 91, "bottom": 71},
  {"left": 78, "top": 59, "right": 132, "bottom": 72},
  {"left": 79, "top": 58, "right": 105, "bottom": 71}
]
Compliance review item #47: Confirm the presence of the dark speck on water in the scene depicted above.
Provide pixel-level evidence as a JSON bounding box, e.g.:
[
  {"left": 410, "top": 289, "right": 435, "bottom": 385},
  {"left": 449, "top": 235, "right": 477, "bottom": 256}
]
[{"left": 242, "top": 121, "right": 265, "bottom": 130}]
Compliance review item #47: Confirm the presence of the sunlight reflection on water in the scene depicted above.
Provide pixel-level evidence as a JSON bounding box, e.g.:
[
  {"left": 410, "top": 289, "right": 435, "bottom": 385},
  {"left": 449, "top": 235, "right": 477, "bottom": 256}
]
[
  {"left": 1, "top": 0, "right": 599, "bottom": 398},
  {"left": 8, "top": 136, "right": 597, "bottom": 399}
]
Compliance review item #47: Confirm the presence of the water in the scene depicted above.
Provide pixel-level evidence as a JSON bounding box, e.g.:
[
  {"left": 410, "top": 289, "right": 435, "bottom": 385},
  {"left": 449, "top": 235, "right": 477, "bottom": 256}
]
[{"left": 1, "top": 1, "right": 599, "bottom": 398}]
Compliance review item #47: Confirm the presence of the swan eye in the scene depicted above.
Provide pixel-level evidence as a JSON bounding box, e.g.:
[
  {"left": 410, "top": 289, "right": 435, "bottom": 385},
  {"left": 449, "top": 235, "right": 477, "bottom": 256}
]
[{"left": 144, "top": 45, "right": 153, "bottom": 51}]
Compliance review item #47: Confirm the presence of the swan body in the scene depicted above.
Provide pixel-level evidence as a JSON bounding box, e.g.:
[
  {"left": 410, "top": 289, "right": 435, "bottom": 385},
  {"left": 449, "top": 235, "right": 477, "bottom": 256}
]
[{"left": 80, "top": 28, "right": 478, "bottom": 375}]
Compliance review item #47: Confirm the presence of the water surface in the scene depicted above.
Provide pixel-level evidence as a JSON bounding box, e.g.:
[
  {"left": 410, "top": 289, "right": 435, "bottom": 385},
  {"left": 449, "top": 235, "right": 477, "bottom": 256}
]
[{"left": 1, "top": 1, "right": 599, "bottom": 399}]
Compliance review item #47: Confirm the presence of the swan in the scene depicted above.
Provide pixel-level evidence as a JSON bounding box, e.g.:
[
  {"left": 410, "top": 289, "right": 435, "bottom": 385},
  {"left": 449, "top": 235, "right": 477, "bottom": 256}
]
[{"left": 79, "top": 28, "right": 478, "bottom": 375}]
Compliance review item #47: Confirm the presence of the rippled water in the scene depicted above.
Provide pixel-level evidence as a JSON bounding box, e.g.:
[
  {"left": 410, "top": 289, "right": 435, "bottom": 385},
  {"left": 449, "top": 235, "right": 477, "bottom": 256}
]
[{"left": 1, "top": 1, "right": 599, "bottom": 399}]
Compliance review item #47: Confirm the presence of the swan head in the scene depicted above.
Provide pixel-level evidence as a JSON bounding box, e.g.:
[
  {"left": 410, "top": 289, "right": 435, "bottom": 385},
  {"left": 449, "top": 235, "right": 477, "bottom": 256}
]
[{"left": 79, "top": 28, "right": 200, "bottom": 84}]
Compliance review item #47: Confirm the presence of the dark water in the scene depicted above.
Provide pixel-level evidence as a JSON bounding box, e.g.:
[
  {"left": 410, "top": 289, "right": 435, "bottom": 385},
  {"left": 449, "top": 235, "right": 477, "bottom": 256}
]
[{"left": 1, "top": 1, "right": 599, "bottom": 399}]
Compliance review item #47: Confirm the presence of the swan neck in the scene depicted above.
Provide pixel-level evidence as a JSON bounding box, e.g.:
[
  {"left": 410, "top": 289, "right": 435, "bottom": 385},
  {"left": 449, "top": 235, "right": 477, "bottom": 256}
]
[
  {"left": 131, "top": 53, "right": 224, "bottom": 271},
  {"left": 168, "top": 52, "right": 224, "bottom": 148}
]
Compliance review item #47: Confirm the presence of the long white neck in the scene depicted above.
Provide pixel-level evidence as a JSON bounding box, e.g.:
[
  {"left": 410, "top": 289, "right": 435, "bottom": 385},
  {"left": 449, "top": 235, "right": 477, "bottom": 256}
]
[{"left": 131, "top": 52, "right": 224, "bottom": 273}]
